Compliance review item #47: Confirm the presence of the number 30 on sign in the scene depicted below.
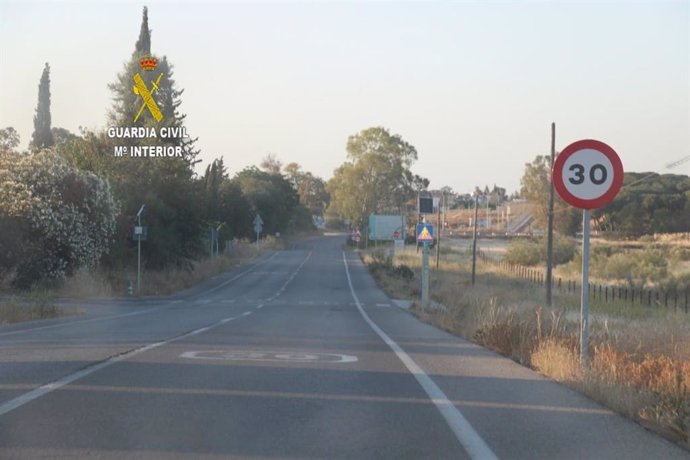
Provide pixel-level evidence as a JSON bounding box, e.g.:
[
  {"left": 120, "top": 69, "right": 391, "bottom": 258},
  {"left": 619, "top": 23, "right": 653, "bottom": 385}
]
[{"left": 552, "top": 139, "right": 624, "bottom": 209}]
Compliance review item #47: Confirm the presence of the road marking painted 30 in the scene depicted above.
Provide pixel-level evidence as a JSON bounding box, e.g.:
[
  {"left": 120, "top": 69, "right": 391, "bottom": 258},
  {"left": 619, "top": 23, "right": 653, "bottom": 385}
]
[{"left": 180, "top": 350, "right": 358, "bottom": 363}]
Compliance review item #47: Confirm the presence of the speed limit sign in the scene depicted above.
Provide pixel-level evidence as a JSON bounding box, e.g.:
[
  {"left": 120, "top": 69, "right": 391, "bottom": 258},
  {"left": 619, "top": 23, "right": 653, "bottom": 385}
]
[{"left": 552, "top": 139, "right": 623, "bottom": 209}]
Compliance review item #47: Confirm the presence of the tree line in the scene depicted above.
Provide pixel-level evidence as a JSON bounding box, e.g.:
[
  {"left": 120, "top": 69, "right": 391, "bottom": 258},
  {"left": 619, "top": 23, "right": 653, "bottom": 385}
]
[
  {"left": 0, "top": 7, "right": 322, "bottom": 289},
  {"left": 519, "top": 155, "right": 690, "bottom": 237}
]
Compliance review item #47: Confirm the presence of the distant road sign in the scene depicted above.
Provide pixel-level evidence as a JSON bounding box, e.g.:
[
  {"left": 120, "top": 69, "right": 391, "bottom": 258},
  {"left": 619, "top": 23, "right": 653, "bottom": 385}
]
[
  {"left": 419, "top": 197, "right": 433, "bottom": 214},
  {"left": 133, "top": 225, "right": 147, "bottom": 241},
  {"left": 416, "top": 224, "right": 434, "bottom": 242},
  {"left": 552, "top": 139, "right": 623, "bottom": 209}
]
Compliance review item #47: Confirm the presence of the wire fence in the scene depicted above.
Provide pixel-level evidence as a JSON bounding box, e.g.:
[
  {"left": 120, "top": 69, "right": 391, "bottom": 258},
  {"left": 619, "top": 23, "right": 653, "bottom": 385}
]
[{"left": 472, "top": 248, "right": 690, "bottom": 313}]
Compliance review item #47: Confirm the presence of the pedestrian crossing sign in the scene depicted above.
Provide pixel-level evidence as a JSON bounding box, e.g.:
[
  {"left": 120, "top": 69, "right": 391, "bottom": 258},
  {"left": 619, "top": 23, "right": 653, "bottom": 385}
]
[{"left": 416, "top": 224, "right": 434, "bottom": 242}]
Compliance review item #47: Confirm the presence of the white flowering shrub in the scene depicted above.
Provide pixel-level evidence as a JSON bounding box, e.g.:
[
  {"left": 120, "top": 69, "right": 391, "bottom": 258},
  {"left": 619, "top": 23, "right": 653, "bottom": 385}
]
[{"left": 0, "top": 150, "right": 118, "bottom": 287}]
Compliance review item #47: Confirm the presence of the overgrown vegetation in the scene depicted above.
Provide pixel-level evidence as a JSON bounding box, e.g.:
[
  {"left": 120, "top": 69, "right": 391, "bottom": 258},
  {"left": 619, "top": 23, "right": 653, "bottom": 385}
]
[
  {"left": 0, "top": 291, "right": 62, "bottom": 324},
  {"left": 503, "top": 234, "right": 576, "bottom": 266},
  {"left": 363, "top": 245, "right": 690, "bottom": 449}
]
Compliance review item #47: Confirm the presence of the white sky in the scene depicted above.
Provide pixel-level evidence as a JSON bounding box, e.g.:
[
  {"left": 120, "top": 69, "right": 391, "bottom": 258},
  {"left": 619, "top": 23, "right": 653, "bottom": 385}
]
[{"left": 1, "top": 0, "right": 688, "bottom": 193}]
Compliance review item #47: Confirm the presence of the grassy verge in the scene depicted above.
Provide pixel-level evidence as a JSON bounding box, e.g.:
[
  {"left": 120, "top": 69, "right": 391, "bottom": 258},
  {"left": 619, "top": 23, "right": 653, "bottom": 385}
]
[
  {"left": 362, "top": 246, "right": 690, "bottom": 449},
  {"left": 55, "top": 236, "right": 287, "bottom": 298},
  {"left": 0, "top": 291, "right": 66, "bottom": 324}
]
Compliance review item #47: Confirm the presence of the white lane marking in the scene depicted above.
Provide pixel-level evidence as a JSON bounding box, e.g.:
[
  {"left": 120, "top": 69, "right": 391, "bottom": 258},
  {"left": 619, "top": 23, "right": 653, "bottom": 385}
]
[
  {"left": 240, "top": 311, "right": 252, "bottom": 317},
  {"left": 264, "top": 251, "right": 312, "bottom": 305},
  {"left": 180, "top": 350, "right": 358, "bottom": 364},
  {"left": 198, "top": 251, "right": 279, "bottom": 297},
  {"left": 0, "top": 251, "right": 309, "bottom": 417},
  {"left": 0, "top": 307, "right": 161, "bottom": 339},
  {"left": 0, "top": 340, "right": 166, "bottom": 417},
  {"left": 256, "top": 304, "right": 264, "bottom": 309},
  {"left": 196, "top": 299, "right": 212, "bottom": 305},
  {"left": 342, "top": 252, "right": 498, "bottom": 460},
  {"left": 0, "top": 253, "right": 280, "bottom": 339},
  {"left": 223, "top": 299, "right": 236, "bottom": 304},
  {"left": 376, "top": 303, "right": 391, "bottom": 307},
  {"left": 0, "top": 308, "right": 256, "bottom": 417},
  {"left": 189, "top": 326, "right": 210, "bottom": 336}
]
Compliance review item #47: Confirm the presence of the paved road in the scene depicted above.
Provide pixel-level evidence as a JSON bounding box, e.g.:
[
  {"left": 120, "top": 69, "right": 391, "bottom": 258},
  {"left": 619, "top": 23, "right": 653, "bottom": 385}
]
[{"left": 0, "top": 235, "right": 687, "bottom": 459}]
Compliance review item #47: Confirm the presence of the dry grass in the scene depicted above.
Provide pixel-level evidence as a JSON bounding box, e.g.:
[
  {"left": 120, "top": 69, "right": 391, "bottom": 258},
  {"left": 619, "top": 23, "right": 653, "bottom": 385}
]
[
  {"left": 361, "top": 245, "right": 690, "bottom": 449},
  {"left": 56, "top": 237, "right": 283, "bottom": 298},
  {"left": 0, "top": 292, "right": 65, "bottom": 324}
]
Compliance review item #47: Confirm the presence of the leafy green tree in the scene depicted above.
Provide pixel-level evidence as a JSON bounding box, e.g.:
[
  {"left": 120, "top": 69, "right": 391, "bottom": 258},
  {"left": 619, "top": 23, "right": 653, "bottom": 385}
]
[
  {"left": 202, "top": 158, "right": 228, "bottom": 221},
  {"left": 0, "top": 150, "right": 118, "bottom": 287},
  {"left": 260, "top": 154, "right": 283, "bottom": 175},
  {"left": 30, "top": 63, "right": 54, "bottom": 151},
  {"left": 0, "top": 127, "right": 20, "bottom": 152},
  {"left": 232, "top": 167, "right": 312, "bottom": 234},
  {"left": 283, "top": 162, "right": 330, "bottom": 215},
  {"left": 51, "top": 127, "right": 78, "bottom": 145},
  {"left": 327, "top": 127, "right": 426, "bottom": 226},
  {"left": 520, "top": 155, "right": 580, "bottom": 235},
  {"left": 594, "top": 173, "right": 690, "bottom": 236},
  {"left": 218, "top": 180, "right": 253, "bottom": 239}
]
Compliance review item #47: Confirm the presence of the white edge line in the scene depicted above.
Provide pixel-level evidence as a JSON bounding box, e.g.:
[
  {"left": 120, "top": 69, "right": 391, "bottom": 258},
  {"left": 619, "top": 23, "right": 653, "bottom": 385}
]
[{"left": 342, "top": 251, "right": 498, "bottom": 460}]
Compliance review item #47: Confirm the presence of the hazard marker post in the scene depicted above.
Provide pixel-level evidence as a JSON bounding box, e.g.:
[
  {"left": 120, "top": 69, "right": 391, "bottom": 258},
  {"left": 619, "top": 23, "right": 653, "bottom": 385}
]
[{"left": 416, "top": 223, "right": 434, "bottom": 308}]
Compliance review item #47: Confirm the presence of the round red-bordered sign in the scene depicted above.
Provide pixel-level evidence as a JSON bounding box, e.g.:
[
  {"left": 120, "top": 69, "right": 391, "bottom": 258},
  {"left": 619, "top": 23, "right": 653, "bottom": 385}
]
[{"left": 552, "top": 139, "right": 623, "bottom": 209}]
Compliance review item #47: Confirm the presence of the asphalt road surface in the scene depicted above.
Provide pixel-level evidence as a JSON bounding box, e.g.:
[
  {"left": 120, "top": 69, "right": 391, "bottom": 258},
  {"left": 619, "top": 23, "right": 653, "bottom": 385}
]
[{"left": 0, "top": 235, "right": 687, "bottom": 459}]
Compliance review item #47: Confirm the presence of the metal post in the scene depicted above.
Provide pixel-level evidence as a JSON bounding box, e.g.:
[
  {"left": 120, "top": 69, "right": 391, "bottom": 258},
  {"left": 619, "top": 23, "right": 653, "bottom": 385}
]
[
  {"left": 435, "top": 194, "right": 442, "bottom": 269},
  {"left": 422, "top": 241, "right": 430, "bottom": 308},
  {"left": 471, "top": 194, "right": 479, "bottom": 285},
  {"left": 546, "top": 122, "right": 556, "bottom": 306},
  {"left": 580, "top": 209, "right": 591, "bottom": 367},
  {"left": 137, "top": 214, "right": 141, "bottom": 295}
]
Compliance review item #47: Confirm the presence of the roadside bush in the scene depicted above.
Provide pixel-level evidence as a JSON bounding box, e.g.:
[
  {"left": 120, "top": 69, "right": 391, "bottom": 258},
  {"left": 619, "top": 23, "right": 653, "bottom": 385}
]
[
  {"left": 503, "top": 239, "right": 542, "bottom": 266},
  {"left": 503, "top": 235, "right": 576, "bottom": 267},
  {"left": 368, "top": 250, "right": 413, "bottom": 281},
  {"left": 393, "top": 264, "right": 414, "bottom": 280},
  {"left": 0, "top": 150, "right": 118, "bottom": 288},
  {"left": 553, "top": 235, "right": 577, "bottom": 265}
]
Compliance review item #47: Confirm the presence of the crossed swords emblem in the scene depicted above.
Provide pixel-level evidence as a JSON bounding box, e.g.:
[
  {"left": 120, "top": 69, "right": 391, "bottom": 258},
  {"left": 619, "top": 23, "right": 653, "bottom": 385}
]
[{"left": 132, "top": 72, "right": 164, "bottom": 123}]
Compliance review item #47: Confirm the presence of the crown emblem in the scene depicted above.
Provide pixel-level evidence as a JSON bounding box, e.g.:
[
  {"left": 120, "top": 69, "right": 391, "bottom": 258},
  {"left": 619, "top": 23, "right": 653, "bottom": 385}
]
[{"left": 139, "top": 57, "right": 158, "bottom": 71}]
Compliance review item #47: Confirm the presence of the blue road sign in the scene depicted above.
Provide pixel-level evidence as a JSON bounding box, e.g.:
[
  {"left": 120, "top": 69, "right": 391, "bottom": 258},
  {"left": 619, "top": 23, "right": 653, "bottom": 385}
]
[{"left": 416, "top": 224, "right": 434, "bottom": 242}]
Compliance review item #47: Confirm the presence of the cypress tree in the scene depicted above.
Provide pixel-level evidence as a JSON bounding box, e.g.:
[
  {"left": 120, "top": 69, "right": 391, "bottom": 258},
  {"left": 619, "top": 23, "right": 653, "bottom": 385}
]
[
  {"left": 108, "top": 6, "right": 198, "bottom": 163},
  {"left": 31, "top": 63, "right": 54, "bottom": 150},
  {"left": 134, "top": 6, "right": 151, "bottom": 56}
]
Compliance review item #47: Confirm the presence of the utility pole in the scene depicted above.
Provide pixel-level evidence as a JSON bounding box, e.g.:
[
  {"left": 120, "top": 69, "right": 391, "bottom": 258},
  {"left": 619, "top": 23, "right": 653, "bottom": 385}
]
[
  {"left": 546, "top": 122, "right": 556, "bottom": 306},
  {"left": 435, "top": 193, "right": 442, "bottom": 269},
  {"left": 471, "top": 193, "right": 479, "bottom": 285}
]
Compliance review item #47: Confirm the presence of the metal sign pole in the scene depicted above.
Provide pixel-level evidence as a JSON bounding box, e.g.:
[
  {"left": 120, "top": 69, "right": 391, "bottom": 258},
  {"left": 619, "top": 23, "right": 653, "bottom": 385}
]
[
  {"left": 422, "top": 241, "right": 430, "bottom": 308},
  {"left": 580, "top": 209, "right": 591, "bottom": 367},
  {"left": 471, "top": 194, "right": 479, "bottom": 285},
  {"left": 137, "top": 215, "right": 141, "bottom": 295}
]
